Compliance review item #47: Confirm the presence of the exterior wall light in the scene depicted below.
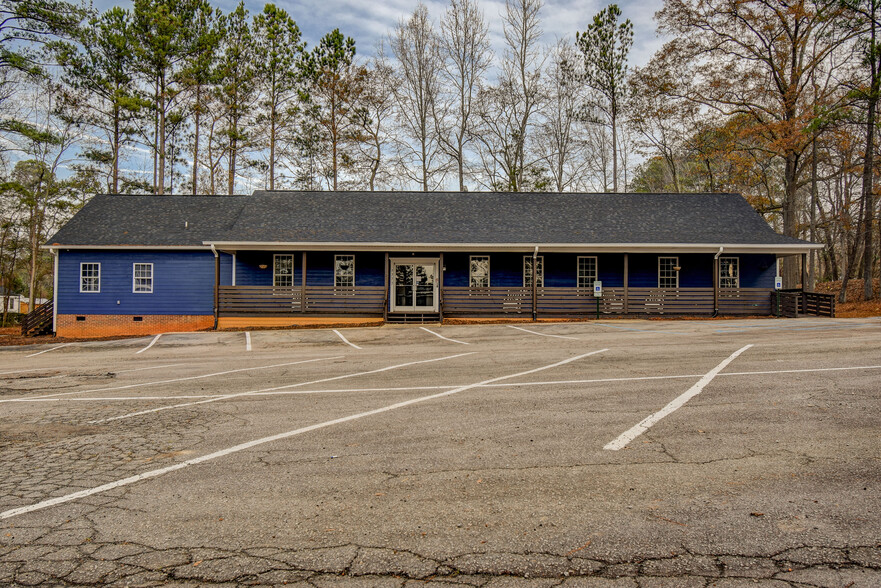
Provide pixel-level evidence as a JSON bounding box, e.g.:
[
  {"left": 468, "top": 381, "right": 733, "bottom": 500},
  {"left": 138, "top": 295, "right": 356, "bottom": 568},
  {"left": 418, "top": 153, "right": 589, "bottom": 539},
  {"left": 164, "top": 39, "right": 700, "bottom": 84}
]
[
  {"left": 258, "top": 264, "right": 268, "bottom": 269},
  {"left": 673, "top": 266, "right": 682, "bottom": 271}
]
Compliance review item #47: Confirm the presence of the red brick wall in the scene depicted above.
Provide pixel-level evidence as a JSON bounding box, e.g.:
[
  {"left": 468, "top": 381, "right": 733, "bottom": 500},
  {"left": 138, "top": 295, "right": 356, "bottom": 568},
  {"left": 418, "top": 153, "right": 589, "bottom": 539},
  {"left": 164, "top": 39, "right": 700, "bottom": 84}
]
[{"left": 56, "top": 314, "right": 214, "bottom": 338}]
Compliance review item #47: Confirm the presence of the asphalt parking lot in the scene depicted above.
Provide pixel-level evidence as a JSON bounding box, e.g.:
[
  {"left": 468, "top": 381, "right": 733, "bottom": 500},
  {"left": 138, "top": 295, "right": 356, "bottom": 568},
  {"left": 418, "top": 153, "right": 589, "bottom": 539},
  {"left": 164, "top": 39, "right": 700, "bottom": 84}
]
[{"left": 1, "top": 318, "right": 880, "bottom": 587}]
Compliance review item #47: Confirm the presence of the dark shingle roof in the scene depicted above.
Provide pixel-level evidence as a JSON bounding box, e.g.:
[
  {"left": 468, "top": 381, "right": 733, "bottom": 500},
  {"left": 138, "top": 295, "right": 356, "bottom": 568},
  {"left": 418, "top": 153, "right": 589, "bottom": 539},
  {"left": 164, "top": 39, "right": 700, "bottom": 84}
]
[{"left": 47, "top": 191, "right": 811, "bottom": 248}]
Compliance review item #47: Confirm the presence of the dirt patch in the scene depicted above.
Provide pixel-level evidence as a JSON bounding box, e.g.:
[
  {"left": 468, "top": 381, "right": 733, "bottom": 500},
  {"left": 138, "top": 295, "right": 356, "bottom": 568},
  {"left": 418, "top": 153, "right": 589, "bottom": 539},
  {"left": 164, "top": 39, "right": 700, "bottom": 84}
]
[{"left": 814, "top": 280, "right": 881, "bottom": 317}]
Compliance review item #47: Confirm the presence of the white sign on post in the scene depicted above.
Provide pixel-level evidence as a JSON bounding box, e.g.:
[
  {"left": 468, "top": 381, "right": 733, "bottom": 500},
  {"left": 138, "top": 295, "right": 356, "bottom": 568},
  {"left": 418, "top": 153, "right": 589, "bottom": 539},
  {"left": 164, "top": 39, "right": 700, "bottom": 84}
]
[
  {"left": 774, "top": 276, "right": 783, "bottom": 290},
  {"left": 593, "top": 280, "right": 602, "bottom": 297}
]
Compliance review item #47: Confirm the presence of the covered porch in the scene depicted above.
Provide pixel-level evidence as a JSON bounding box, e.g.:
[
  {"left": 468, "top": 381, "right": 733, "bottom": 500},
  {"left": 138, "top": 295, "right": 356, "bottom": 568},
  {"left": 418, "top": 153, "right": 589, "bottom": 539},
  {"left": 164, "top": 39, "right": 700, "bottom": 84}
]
[{"left": 211, "top": 246, "right": 807, "bottom": 322}]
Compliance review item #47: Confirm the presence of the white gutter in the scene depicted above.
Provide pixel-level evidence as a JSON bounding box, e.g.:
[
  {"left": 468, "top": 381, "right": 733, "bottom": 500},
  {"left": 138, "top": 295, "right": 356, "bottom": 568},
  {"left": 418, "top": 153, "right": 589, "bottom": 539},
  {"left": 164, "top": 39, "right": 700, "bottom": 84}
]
[
  {"left": 202, "top": 241, "right": 822, "bottom": 254},
  {"left": 51, "top": 249, "right": 58, "bottom": 334},
  {"left": 41, "top": 245, "right": 212, "bottom": 251}
]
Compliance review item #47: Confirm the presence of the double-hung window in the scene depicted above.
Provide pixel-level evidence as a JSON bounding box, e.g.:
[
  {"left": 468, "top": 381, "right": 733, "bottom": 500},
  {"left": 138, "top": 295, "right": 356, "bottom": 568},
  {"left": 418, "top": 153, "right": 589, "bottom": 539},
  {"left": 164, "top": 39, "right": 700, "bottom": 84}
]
[
  {"left": 523, "top": 256, "right": 544, "bottom": 288},
  {"left": 469, "top": 256, "right": 490, "bottom": 288},
  {"left": 274, "top": 254, "right": 293, "bottom": 287},
  {"left": 658, "top": 257, "right": 679, "bottom": 288},
  {"left": 80, "top": 263, "right": 100, "bottom": 293},
  {"left": 577, "top": 256, "right": 598, "bottom": 289},
  {"left": 335, "top": 255, "right": 355, "bottom": 288},
  {"left": 719, "top": 257, "right": 739, "bottom": 288},
  {"left": 133, "top": 263, "right": 153, "bottom": 293}
]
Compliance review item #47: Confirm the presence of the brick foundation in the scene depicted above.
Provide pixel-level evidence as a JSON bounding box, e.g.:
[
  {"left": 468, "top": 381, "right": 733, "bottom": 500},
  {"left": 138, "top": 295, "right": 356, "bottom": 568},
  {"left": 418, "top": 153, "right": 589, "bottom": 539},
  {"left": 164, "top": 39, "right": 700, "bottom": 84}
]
[{"left": 56, "top": 314, "right": 214, "bottom": 338}]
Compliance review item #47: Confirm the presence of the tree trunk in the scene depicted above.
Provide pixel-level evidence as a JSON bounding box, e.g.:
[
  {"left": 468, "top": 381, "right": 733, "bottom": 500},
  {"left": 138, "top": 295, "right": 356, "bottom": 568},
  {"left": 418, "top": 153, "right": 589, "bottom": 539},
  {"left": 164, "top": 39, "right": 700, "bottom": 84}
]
[
  {"left": 158, "top": 73, "right": 166, "bottom": 195},
  {"left": 840, "top": 192, "right": 867, "bottom": 303},
  {"left": 228, "top": 124, "right": 237, "bottom": 195},
  {"left": 269, "top": 104, "right": 276, "bottom": 191},
  {"left": 112, "top": 104, "right": 120, "bottom": 193},
  {"left": 808, "top": 135, "right": 818, "bottom": 290},
  {"left": 862, "top": 38, "right": 879, "bottom": 299},
  {"left": 192, "top": 85, "right": 201, "bottom": 195},
  {"left": 611, "top": 108, "right": 618, "bottom": 193},
  {"left": 782, "top": 153, "right": 800, "bottom": 288}
]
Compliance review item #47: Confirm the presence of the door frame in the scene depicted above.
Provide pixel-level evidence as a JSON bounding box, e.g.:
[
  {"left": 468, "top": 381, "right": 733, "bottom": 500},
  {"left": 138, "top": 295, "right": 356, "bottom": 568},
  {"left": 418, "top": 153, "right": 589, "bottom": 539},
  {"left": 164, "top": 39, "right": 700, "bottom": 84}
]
[{"left": 390, "top": 257, "right": 439, "bottom": 313}]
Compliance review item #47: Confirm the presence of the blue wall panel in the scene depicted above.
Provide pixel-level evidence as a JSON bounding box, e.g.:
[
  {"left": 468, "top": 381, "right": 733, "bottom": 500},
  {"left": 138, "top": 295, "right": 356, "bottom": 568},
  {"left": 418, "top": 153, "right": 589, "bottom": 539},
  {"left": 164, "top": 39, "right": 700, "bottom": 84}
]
[
  {"left": 235, "top": 251, "right": 385, "bottom": 287},
  {"left": 58, "top": 250, "right": 231, "bottom": 316},
  {"left": 733, "top": 254, "right": 776, "bottom": 288}
]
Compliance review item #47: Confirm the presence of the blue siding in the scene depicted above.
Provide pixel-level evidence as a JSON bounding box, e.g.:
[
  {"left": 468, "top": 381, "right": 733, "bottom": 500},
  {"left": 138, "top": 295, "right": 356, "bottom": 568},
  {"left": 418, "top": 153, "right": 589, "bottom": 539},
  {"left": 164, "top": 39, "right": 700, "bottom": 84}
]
[
  {"left": 443, "top": 252, "right": 626, "bottom": 288},
  {"left": 235, "top": 252, "right": 385, "bottom": 287},
  {"left": 58, "top": 250, "right": 231, "bottom": 316},
  {"left": 734, "top": 254, "right": 776, "bottom": 288}
]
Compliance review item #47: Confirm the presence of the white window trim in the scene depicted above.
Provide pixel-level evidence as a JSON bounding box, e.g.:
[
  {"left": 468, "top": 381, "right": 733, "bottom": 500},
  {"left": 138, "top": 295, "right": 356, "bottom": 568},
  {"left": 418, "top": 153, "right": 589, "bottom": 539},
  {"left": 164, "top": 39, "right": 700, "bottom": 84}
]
[
  {"left": 469, "top": 255, "right": 490, "bottom": 288},
  {"left": 523, "top": 255, "right": 544, "bottom": 288},
  {"left": 80, "top": 262, "right": 101, "bottom": 293},
  {"left": 273, "top": 254, "right": 294, "bottom": 287},
  {"left": 719, "top": 256, "right": 740, "bottom": 289},
  {"left": 132, "top": 262, "right": 154, "bottom": 293},
  {"left": 658, "top": 256, "right": 679, "bottom": 289},
  {"left": 335, "top": 254, "right": 355, "bottom": 288},
  {"left": 577, "top": 256, "right": 598, "bottom": 289}
]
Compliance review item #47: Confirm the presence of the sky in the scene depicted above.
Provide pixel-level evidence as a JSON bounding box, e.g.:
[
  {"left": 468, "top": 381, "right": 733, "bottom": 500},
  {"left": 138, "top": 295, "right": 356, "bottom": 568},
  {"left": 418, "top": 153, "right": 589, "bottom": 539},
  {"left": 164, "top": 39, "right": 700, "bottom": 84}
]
[{"left": 92, "top": 0, "right": 668, "bottom": 69}]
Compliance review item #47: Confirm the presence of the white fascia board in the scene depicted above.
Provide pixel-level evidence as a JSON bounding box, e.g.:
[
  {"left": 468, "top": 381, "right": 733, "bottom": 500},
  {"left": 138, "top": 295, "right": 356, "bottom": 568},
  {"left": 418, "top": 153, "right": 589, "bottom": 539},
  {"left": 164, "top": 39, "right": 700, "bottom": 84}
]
[
  {"left": 42, "top": 245, "right": 212, "bottom": 251},
  {"left": 203, "top": 241, "right": 823, "bottom": 254}
]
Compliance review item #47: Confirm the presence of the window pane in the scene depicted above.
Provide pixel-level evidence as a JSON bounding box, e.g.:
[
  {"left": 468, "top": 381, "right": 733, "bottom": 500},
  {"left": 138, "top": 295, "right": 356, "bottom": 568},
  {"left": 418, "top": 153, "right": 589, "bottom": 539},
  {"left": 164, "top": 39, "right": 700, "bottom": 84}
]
[
  {"left": 81, "top": 263, "right": 100, "bottom": 292},
  {"left": 720, "top": 257, "right": 739, "bottom": 288},
  {"left": 134, "top": 263, "right": 153, "bottom": 293},
  {"left": 470, "top": 256, "right": 489, "bottom": 288},
  {"left": 524, "top": 256, "right": 544, "bottom": 287},
  {"left": 578, "top": 257, "right": 597, "bottom": 289},
  {"left": 659, "top": 257, "right": 678, "bottom": 288},
  {"left": 274, "top": 255, "right": 293, "bottom": 287},
  {"left": 335, "top": 255, "right": 355, "bottom": 288}
]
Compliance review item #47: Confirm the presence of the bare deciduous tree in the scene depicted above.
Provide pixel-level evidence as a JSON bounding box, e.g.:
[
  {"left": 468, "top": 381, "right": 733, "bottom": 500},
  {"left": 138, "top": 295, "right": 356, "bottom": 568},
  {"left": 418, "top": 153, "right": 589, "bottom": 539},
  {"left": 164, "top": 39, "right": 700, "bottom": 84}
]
[
  {"left": 390, "top": 4, "right": 445, "bottom": 191},
  {"left": 437, "top": 0, "right": 491, "bottom": 191}
]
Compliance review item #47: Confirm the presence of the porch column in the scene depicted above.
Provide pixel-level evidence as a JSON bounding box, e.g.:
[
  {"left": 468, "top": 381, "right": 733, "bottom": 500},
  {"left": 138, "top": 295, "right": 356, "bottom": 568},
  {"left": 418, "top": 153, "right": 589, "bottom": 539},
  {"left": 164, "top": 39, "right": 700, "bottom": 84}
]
[
  {"left": 623, "top": 254, "right": 629, "bottom": 314},
  {"left": 301, "top": 252, "right": 307, "bottom": 314},
  {"left": 531, "top": 247, "right": 538, "bottom": 321},
  {"left": 213, "top": 249, "right": 220, "bottom": 330},
  {"left": 438, "top": 253, "right": 444, "bottom": 324},
  {"left": 800, "top": 253, "right": 807, "bottom": 290},
  {"left": 713, "top": 254, "right": 719, "bottom": 317},
  {"left": 383, "top": 252, "right": 389, "bottom": 322}
]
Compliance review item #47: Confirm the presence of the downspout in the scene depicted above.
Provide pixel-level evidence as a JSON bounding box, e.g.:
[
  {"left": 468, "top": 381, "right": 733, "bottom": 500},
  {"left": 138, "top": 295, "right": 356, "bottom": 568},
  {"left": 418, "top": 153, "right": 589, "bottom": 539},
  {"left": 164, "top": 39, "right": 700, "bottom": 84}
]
[
  {"left": 712, "top": 246, "right": 723, "bottom": 318},
  {"left": 51, "top": 248, "right": 58, "bottom": 335},
  {"left": 532, "top": 246, "right": 539, "bottom": 322},
  {"left": 211, "top": 244, "right": 219, "bottom": 330}
]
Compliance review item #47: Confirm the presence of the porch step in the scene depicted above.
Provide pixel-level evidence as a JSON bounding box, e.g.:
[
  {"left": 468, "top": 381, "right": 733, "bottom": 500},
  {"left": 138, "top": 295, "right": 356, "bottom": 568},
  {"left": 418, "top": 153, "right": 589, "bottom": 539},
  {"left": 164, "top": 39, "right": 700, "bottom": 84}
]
[{"left": 386, "top": 313, "right": 440, "bottom": 325}]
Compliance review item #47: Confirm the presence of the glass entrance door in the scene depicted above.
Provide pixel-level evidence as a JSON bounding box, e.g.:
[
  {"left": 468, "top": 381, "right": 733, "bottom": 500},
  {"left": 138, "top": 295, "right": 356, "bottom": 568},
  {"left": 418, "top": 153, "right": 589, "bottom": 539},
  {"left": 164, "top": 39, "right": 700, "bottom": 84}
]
[{"left": 391, "top": 259, "right": 438, "bottom": 312}]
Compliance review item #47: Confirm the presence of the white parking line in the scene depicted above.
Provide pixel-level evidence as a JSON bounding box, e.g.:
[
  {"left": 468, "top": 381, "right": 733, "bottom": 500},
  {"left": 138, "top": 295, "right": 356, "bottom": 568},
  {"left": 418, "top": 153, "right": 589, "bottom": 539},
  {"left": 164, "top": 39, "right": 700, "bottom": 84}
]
[
  {"left": 18, "top": 363, "right": 881, "bottom": 405},
  {"left": 507, "top": 325, "right": 579, "bottom": 340},
  {"left": 0, "top": 358, "right": 342, "bottom": 403},
  {"left": 333, "top": 330, "right": 362, "bottom": 349},
  {"left": 0, "top": 349, "right": 605, "bottom": 522},
  {"left": 25, "top": 344, "right": 71, "bottom": 358},
  {"left": 420, "top": 327, "right": 469, "bottom": 345},
  {"left": 245, "top": 332, "right": 252, "bottom": 352},
  {"left": 88, "top": 352, "right": 477, "bottom": 423},
  {"left": 604, "top": 344, "right": 753, "bottom": 451},
  {"left": 135, "top": 334, "right": 162, "bottom": 354}
]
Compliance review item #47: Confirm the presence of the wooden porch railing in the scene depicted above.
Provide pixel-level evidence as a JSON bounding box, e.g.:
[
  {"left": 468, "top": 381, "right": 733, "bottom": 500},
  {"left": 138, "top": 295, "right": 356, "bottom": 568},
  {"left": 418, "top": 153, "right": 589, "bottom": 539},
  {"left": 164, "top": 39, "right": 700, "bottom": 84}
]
[
  {"left": 442, "top": 287, "right": 533, "bottom": 315},
  {"left": 219, "top": 285, "right": 787, "bottom": 318},
  {"left": 772, "top": 290, "right": 835, "bottom": 318},
  {"left": 219, "top": 286, "right": 385, "bottom": 315}
]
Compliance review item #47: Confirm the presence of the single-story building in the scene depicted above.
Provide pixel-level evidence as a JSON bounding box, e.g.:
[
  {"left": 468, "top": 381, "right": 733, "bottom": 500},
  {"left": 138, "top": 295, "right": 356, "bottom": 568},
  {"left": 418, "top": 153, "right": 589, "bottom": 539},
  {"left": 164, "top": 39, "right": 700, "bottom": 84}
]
[
  {"left": 1, "top": 288, "right": 47, "bottom": 314},
  {"left": 44, "top": 191, "right": 821, "bottom": 338}
]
